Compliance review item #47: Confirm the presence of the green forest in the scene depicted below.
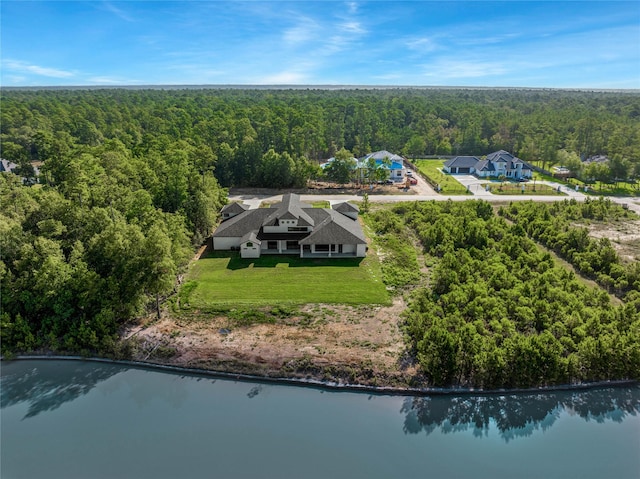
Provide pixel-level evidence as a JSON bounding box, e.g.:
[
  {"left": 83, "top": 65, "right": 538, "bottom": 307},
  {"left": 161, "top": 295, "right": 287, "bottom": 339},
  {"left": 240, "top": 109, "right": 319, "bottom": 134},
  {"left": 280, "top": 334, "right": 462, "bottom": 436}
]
[
  {"left": 2, "top": 88, "right": 640, "bottom": 189},
  {"left": 368, "top": 200, "right": 639, "bottom": 388},
  {"left": 1, "top": 88, "right": 639, "bottom": 388}
]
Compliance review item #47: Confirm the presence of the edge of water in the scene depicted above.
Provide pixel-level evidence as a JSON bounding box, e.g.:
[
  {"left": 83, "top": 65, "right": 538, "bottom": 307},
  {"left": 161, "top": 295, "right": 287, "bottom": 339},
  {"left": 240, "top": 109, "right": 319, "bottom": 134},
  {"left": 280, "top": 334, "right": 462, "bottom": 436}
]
[{"left": 3, "top": 355, "right": 638, "bottom": 397}]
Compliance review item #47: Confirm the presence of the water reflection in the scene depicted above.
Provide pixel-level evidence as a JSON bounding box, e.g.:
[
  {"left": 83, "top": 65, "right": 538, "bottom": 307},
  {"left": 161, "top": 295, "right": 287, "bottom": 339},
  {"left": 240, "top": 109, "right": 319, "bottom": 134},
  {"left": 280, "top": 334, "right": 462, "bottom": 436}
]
[
  {"left": 401, "top": 386, "right": 640, "bottom": 442},
  {"left": 0, "top": 360, "right": 123, "bottom": 419}
]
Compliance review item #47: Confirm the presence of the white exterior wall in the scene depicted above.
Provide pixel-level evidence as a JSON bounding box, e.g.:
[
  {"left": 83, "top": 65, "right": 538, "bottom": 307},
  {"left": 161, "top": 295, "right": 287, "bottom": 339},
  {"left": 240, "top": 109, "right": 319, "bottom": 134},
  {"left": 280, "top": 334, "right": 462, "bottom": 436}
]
[
  {"left": 262, "top": 220, "right": 309, "bottom": 234},
  {"left": 356, "top": 244, "right": 367, "bottom": 257},
  {"left": 213, "top": 237, "right": 241, "bottom": 250},
  {"left": 240, "top": 242, "right": 261, "bottom": 258},
  {"left": 342, "top": 244, "right": 356, "bottom": 253}
]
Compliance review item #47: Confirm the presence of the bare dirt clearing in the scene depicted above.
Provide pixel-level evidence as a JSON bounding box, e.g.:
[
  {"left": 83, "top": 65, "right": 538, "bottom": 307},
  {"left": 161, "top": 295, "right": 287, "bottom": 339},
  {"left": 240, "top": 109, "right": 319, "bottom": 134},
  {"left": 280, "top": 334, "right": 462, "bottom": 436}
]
[
  {"left": 585, "top": 220, "right": 640, "bottom": 263},
  {"left": 125, "top": 296, "right": 419, "bottom": 386}
]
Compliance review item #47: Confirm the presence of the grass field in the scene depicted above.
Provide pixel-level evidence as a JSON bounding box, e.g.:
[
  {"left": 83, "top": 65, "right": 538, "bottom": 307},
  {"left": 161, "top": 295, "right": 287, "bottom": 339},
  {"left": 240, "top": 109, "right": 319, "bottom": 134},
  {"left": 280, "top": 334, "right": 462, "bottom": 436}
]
[
  {"left": 530, "top": 163, "right": 640, "bottom": 197},
  {"left": 490, "top": 183, "right": 565, "bottom": 196},
  {"left": 181, "top": 251, "right": 390, "bottom": 308},
  {"left": 413, "top": 159, "right": 471, "bottom": 195}
]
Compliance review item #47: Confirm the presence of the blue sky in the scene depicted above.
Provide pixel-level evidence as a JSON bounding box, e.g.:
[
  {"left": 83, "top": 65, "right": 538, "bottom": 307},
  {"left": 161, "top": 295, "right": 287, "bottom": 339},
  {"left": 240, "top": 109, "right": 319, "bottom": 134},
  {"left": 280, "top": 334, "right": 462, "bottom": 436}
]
[{"left": 2, "top": 1, "right": 639, "bottom": 88}]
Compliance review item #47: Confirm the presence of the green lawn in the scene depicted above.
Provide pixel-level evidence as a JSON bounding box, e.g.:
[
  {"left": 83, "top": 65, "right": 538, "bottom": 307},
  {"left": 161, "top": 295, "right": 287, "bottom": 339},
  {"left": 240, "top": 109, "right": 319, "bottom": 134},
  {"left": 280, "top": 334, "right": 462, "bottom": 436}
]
[
  {"left": 413, "top": 159, "right": 472, "bottom": 195},
  {"left": 181, "top": 251, "right": 390, "bottom": 308},
  {"left": 530, "top": 162, "right": 640, "bottom": 197},
  {"left": 489, "top": 182, "right": 565, "bottom": 196}
]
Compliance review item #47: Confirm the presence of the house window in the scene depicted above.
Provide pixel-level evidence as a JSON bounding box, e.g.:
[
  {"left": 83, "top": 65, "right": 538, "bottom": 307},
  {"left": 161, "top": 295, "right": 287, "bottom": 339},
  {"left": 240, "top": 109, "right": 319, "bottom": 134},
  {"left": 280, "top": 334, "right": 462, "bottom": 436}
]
[
  {"left": 286, "top": 241, "right": 299, "bottom": 250},
  {"left": 315, "top": 244, "right": 330, "bottom": 252},
  {"left": 288, "top": 227, "right": 306, "bottom": 232},
  {"left": 268, "top": 241, "right": 277, "bottom": 250},
  {"left": 245, "top": 242, "right": 253, "bottom": 248}
]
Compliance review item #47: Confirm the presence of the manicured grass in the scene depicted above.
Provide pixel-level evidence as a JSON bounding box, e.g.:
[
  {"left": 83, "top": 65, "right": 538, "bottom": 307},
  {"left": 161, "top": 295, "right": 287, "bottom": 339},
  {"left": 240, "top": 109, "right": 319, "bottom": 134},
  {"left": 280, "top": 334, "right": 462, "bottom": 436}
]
[
  {"left": 413, "top": 159, "right": 472, "bottom": 195},
  {"left": 310, "top": 200, "right": 330, "bottom": 208},
  {"left": 489, "top": 182, "right": 565, "bottom": 196},
  {"left": 530, "top": 163, "right": 640, "bottom": 197},
  {"left": 182, "top": 251, "right": 390, "bottom": 308}
]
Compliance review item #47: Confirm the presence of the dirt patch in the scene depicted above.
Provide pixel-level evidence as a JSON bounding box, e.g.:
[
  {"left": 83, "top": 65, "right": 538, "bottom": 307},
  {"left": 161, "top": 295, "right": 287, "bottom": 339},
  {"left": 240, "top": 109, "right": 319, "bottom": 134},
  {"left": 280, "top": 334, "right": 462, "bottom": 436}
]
[
  {"left": 124, "top": 297, "right": 423, "bottom": 387},
  {"left": 583, "top": 220, "right": 640, "bottom": 263}
]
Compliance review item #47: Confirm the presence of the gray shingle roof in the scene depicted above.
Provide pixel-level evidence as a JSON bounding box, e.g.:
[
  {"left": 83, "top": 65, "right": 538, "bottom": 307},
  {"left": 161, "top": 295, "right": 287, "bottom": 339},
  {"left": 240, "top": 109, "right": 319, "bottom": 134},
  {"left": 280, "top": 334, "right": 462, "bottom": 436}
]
[
  {"left": 486, "top": 150, "right": 515, "bottom": 163},
  {"left": 299, "top": 210, "right": 366, "bottom": 245},
  {"left": 360, "top": 150, "right": 404, "bottom": 163},
  {"left": 332, "top": 201, "right": 359, "bottom": 214},
  {"left": 444, "top": 156, "right": 480, "bottom": 168},
  {"left": 476, "top": 160, "right": 494, "bottom": 171},
  {"left": 263, "top": 193, "right": 315, "bottom": 227},
  {"left": 221, "top": 202, "right": 249, "bottom": 214},
  {"left": 241, "top": 231, "right": 261, "bottom": 245},
  {"left": 212, "top": 208, "right": 272, "bottom": 237},
  {"left": 213, "top": 193, "right": 365, "bottom": 246}
]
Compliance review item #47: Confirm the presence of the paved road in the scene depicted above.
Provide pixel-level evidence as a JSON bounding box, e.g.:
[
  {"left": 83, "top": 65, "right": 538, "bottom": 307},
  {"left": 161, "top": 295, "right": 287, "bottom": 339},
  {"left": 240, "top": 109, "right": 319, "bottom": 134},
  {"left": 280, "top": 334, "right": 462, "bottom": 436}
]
[{"left": 229, "top": 190, "right": 640, "bottom": 215}]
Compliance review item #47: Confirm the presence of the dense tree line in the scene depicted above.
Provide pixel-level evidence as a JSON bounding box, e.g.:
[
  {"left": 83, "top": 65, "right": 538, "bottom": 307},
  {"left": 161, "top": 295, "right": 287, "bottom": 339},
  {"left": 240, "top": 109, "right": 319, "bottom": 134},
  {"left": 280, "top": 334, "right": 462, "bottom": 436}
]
[
  {"left": 381, "top": 200, "right": 640, "bottom": 388},
  {"left": 0, "top": 136, "right": 226, "bottom": 355},
  {"left": 2, "top": 88, "right": 639, "bottom": 189},
  {"left": 499, "top": 198, "right": 640, "bottom": 298}
]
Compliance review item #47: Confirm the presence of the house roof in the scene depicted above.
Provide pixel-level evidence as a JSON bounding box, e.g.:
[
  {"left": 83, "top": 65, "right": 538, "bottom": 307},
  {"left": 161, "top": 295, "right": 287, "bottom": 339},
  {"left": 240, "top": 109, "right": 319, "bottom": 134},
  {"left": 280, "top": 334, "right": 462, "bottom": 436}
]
[
  {"left": 486, "top": 150, "right": 514, "bottom": 163},
  {"left": 263, "top": 193, "right": 315, "bottom": 227},
  {"left": 476, "top": 160, "right": 495, "bottom": 171},
  {"left": 212, "top": 208, "right": 273, "bottom": 237},
  {"left": 584, "top": 154, "right": 609, "bottom": 164},
  {"left": 213, "top": 193, "right": 365, "bottom": 246},
  {"left": 332, "top": 201, "right": 359, "bottom": 214},
  {"left": 241, "top": 231, "right": 261, "bottom": 245},
  {"left": 483, "top": 150, "right": 533, "bottom": 171},
  {"left": 0, "top": 159, "right": 18, "bottom": 173},
  {"left": 320, "top": 156, "right": 358, "bottom": 169},
  {"left": 299, "top": 210, "right": 366, "bottom": 245},
  {"left": 221, "top": 202, "right": 249, "bottom": 214},
  {"left": 360, "top": 150, "right": 404, "bottom": 163},
  {"left": 444, "top": 156, "right": 480, "bottom": 168}
]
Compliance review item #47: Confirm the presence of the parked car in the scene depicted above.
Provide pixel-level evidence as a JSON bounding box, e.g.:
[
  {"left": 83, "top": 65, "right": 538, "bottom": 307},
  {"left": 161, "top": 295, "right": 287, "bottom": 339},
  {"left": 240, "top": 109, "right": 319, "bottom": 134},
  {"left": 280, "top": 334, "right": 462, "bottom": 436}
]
[
  {"left": 406, "top": 170, "right": 413, "bottom": 177},
  {"left": 408, "top": 178, "right": 418, "bottom": 185}
]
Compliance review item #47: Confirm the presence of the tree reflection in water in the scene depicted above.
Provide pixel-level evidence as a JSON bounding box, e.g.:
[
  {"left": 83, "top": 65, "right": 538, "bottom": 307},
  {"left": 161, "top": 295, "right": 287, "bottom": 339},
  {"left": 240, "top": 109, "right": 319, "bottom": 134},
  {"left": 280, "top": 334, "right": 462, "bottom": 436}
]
[
  {"left": 0, "top": 360, "right": 123, "bottom": 419},
  {"left": 401, "top": 387, "right": 640, "bottom": 442}
]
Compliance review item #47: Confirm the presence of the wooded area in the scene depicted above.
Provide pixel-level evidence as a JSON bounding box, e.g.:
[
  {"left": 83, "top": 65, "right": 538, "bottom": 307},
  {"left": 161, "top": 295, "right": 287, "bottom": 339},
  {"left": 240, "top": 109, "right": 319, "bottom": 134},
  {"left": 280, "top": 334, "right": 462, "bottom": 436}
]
[
  {"left": 1, "top": 88, "right": 639, "bottom": 388},
  {"left": 2, "top": 88, "right": 640, "bottom": 189},
  {"left": 368, "top": 200, "right": 639, "bottom": 388}
]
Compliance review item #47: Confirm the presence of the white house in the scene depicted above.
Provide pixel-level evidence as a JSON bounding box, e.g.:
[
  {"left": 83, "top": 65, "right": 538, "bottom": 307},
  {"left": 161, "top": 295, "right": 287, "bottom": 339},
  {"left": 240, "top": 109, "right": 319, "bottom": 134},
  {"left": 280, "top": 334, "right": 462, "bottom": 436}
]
[
  {"left": 359, "top": 150, "right": 407, "bottom": 182},
  {"left": 212, "top": 194, "right": 367, "bottom": 259},
  {"left": 475, "top": 150, "right": 532, "bottom": 179},
  {"left": 444, "top": 151, "right": 532, "bottom": 180}
]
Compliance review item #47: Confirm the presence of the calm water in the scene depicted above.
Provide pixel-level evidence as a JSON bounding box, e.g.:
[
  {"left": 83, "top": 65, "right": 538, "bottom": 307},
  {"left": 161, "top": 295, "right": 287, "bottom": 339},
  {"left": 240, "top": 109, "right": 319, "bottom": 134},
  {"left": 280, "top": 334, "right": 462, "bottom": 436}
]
[{"left": 1, "top": 360, "right": 639, "bottom": 479}]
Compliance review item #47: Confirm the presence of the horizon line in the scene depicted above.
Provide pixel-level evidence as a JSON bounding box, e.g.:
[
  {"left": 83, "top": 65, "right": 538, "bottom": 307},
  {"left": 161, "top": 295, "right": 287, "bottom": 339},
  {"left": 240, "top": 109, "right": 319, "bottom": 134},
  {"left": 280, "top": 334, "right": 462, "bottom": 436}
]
[{"left": 3, "top": 84, "right": 639, "bottom": 93}]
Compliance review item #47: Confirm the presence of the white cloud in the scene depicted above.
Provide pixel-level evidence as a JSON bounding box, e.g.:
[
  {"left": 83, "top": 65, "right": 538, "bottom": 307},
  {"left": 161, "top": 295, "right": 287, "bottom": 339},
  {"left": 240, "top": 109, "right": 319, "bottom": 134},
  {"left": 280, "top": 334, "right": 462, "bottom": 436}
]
[
  {"left": 3, "top": 60, "right": 75, "bottom": 78},
  {"left": 102, "top": 1, "right": 134, "bottom": 22},
  {"left": 406, "top": 37, "right": 439, "bottom": 53},
  {"left": 340, "top": 21, "right": 365, "bottom": 35},
  {"left": 283, "top": 17, "right": 321, "bottom": 45}
]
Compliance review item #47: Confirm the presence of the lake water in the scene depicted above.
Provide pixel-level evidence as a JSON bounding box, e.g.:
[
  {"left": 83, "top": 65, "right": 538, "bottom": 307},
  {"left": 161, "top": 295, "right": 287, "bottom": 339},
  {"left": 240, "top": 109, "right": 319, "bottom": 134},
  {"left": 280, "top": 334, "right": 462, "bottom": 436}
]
[{"left": 1, "top": 360, "right": 639, "bottom": 479}]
